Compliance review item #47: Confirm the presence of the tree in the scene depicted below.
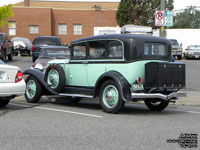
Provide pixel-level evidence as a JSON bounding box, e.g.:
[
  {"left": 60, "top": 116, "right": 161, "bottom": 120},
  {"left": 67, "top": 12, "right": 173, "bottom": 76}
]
[
  {"left": 172, "top": 8, "right": 200, "bottom": 28},
  {"left": 116, "top": 0, "right": 174, "bottom": 28},
  {"left": 0, "top": 5, "right": 14, "bottom": 28}
]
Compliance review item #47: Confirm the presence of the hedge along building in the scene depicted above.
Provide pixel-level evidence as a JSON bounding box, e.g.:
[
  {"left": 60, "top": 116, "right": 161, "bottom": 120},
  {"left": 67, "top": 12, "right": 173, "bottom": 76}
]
[{"left": 0, "top": 0, "right": 119, "bottom": 44}]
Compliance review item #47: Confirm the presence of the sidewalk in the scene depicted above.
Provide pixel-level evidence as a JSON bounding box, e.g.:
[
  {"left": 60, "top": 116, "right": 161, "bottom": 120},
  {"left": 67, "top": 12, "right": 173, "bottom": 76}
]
[{"left": 176, "top": 90, "right": 200, "bottom": 106}]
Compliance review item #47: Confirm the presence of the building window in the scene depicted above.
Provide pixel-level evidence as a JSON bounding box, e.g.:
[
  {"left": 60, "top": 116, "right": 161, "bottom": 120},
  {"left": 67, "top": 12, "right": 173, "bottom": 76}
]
[
  {"left": 58, "top": 24, "right": 67, "bottom": 35},
  {"left": 8, "top": 21, "right": 16, "bottom": 36},
  {"left": 73, "top": 24, "right": 82, "bottom": 35},
  {"left": 29, "top": 25, "right": 39, "bottom": 34}
]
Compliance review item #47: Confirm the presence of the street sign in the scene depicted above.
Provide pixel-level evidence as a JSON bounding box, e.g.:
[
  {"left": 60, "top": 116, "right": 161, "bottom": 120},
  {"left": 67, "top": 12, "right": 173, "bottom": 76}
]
[
  {"left": 155, "top": 10, "right": 164, "bottom": 26},
  {"left": 164, "top": 11, "right": 174, "bottom": 26}
]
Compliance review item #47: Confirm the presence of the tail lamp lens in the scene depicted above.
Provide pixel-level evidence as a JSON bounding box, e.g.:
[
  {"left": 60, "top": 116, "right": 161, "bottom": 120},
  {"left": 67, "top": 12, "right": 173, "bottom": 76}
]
[
  {"left": 15, "top": 71, "right": 23, "bottom": 83},
  {"left": 137, "top": 77, "right": 142, "bottom": 84},
  {"left": 32, "top": 46, "right": 35, "bottom": 51}
]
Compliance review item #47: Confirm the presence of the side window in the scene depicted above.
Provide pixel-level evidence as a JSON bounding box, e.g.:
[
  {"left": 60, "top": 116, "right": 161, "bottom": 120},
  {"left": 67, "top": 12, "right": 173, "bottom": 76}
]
[
  {"left": 72, "top": 43, "right": 86, "bottom": 59},
  {"left": 88, "top": 40, "right": 106, "bottom": 59},
  {"left": 108, "top": 40, "right": 123, "bottom": 59}
]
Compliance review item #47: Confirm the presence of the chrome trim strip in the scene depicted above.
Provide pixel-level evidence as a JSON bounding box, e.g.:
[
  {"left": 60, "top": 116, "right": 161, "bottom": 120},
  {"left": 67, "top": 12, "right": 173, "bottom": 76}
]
[
  {"left": 131, "top": 92, "right": 178, "bottom": 100},
  {"left": 59, "top": 93, "right": 93, "bottom": 98}
]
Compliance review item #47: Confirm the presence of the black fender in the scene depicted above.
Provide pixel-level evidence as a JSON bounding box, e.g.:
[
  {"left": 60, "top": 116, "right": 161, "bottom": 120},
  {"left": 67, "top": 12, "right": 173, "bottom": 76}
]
[
  {"left": 94, "top": 71, "right": 132, "bottom": 101},
  {"left": 23, "top": 69, "right": 58, "bottom": 95}
]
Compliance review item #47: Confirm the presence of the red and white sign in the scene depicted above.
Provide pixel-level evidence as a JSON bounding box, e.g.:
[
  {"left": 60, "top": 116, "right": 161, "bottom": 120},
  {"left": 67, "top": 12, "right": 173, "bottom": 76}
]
[{"left": 155, "top": 10, "right": 164, "bottom": 26}]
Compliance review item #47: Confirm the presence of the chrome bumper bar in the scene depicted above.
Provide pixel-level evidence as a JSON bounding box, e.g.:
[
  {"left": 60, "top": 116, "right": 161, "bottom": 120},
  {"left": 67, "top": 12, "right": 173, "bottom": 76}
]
[{"left": 131, "top": 92, "right": 178, "bottom": 101}]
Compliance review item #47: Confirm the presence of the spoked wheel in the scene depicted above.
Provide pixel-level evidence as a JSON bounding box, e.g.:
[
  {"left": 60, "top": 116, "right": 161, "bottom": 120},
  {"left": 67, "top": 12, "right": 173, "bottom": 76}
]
[
  {"left": 0, "top": 99, "right": 10, "bottom": 107},
  {"left": 144, "top": 99, "right": 169, "bottom": 111},
  {"left": 25, "top": 76, "right": 42, "bottom": 103},
  {"left": 45, "top": 64, "right": 65, "bottom": 92},
  {"left": 99, "top": 80, "right": 125, "bottom": 113}
]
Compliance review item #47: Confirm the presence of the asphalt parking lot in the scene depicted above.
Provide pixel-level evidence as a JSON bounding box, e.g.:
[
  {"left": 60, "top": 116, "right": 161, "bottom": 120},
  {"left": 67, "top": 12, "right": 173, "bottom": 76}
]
[{"left": 1, "top": 56, "right": 200, "bottom": 150}]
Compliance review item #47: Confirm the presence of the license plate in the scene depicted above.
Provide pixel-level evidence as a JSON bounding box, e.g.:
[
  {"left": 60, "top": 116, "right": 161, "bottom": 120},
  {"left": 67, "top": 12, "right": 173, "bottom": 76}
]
[
  {"left": 195, "top": 56, "right": 199, "bottom": 58},
  {"left": 132, "top": 84, "right": 144, "bottom": 90}
]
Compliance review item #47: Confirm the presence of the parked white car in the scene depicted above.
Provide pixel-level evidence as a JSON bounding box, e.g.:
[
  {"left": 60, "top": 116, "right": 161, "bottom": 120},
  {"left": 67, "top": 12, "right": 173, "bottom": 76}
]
[{"left": 0, "top": 60, "right": 25, "bottom": 107}]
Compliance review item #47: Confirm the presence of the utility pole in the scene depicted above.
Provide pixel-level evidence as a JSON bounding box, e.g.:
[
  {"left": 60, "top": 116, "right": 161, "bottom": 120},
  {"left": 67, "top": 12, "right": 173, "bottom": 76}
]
[
  {"left": 186, "top": 6, "right": 196, "bottom": 28},
  {"left": 160, "top": 0, "right": 165, "bottom": 37},
  {"left": 94, "top": 5, "right": 101, "bottom": 27}
]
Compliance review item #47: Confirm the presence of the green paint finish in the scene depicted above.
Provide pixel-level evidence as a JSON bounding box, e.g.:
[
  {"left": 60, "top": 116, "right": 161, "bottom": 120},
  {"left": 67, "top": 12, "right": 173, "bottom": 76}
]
[
  {"left": 47, "top": 69, "right": 59, "bottom": 89},
  {"left": 103, "top": 85, "right": 119, "bottom": 108},
  {"left": 26, "top": 80, "right": 36, "bottom": 99},
  {"left": 64, "top": 63, "right": 88, "bottom": 86}
]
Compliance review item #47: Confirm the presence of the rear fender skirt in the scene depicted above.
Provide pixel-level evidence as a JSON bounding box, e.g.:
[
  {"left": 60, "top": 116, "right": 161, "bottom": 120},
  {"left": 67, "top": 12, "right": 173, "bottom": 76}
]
[
  {"left": 94, "top": 71, "right": 132, "bottom": 101},
  {"left": 23, "top": 69, "right": 58, "bottom": 95}
]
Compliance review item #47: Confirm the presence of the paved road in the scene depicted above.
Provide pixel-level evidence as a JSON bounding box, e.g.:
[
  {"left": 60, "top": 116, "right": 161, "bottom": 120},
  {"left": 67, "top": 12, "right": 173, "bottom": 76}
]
[
  {"left": 1, "top": 56, "right": 199, "bottom": 150},
  {"left": 0, "top": 99, "right": 199, "bottom": 150}
]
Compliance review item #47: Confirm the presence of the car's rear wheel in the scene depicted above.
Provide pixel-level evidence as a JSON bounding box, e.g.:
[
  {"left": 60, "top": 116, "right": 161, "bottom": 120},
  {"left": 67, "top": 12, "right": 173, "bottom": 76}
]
[
  {"left": 177, "top": 55, "right": 182, "bottom": 60},
  {"left": 144, "top": 99, "right": 169, "bottom": 111},
  {"left": 99, "top": 80, "right": 125, "bottom": 113},
  {"left": 25, "top": 75, "right": 42, "bottom": 103},
  {"left": 8, "top": 52, "right": 13, "bottom": 61},
  {"left": 1, "top": 50, "right": 6, "bottom": 61},
  {"left": 45, "top": 64, "right": 65, "bottom": 92},
  {"left": 0, "top": 99, "right": 10, "bottom": 107}
]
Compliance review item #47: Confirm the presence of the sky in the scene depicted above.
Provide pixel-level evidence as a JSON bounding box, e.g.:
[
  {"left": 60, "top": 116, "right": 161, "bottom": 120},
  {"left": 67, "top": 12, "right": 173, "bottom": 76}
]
[{"left": 0, "top": 0, "right": 200, "bottom": 11}]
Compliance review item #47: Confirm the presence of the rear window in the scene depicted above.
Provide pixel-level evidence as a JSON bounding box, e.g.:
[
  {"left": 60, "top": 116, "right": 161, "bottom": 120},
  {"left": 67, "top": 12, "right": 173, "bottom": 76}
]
[
  {"left": 170, "top": 40, "right": 179, "bottom": 46},
  {"left": 144, "top": 43, "right": 167, "bottom": 56},
  {"left": 187, "top": 45, "right": 200, "bottom": 50},
  {"left": 33, "top": 37, "right": 59, "bottom": 46}
]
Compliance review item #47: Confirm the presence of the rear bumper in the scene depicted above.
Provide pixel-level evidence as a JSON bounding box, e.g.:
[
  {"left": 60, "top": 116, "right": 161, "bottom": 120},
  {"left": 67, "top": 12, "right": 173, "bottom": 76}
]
[
  {"left": 0, "top": 80, "right": 26, "bottom": 97},
  {"left": 131, "top": 92, "right": 178, "bottom": 101}
]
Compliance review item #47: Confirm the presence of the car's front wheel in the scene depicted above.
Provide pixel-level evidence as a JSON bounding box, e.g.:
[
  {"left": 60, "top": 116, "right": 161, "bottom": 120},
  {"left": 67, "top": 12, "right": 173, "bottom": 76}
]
[
  {"left": 144, "top": 99, "right": 169, "bottom": 111},
  {"left": 25, "top": 75, "right": 42, "bottom": 103},
  {"left": 0, "top": 99, "right": 10, "bottom": 107},
  {"left": 99, "top": 80, "right": 125, "bottom": 113}
]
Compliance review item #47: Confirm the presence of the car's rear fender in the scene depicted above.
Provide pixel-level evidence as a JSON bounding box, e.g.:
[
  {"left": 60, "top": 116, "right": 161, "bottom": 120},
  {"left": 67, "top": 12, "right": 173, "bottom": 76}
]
[
  {"left": 23, "top": 69, "right": 58, "bottom": 95},
  {"left": 94, "top": 71, "right": 132, "bottom": 101}
]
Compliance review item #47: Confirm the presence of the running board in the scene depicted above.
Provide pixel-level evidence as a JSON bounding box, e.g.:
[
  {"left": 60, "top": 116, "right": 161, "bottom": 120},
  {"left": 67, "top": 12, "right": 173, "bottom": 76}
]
[{"left": 59, "top": 93, "right": 93, "bottom": 98}]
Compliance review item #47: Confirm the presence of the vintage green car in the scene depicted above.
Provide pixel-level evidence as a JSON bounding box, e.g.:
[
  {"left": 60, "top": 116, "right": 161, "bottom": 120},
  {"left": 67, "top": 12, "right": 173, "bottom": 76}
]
[{"left": 24, "top": 34, "right": 185, "bottom": 113}]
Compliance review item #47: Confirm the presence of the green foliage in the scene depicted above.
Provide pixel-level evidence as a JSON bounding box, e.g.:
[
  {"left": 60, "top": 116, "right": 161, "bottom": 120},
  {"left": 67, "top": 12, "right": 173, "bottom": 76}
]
[
  {"left": 0, "top": 4, "right": 14, "bottom": 27},
  {"left": 172, "top": 9, "right": 200, "bottom": 28},
  {"left": 116, "top": 0, "right": 174, "bottom": 28}
]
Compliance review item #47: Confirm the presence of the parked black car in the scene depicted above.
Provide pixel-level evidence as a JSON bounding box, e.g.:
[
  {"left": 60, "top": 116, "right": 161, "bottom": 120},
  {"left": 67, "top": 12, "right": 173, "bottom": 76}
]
[
  {"left": 0, "top": 33, "right": 14, "bottom": 61},
  {"left": 32, "top": 36, "right": 63, "bottom": 62}
]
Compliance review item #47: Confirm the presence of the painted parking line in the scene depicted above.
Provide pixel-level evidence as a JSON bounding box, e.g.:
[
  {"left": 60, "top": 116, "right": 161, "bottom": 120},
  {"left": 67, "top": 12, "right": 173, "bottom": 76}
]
[
  {"left": 9, "top": 103, "right": 32, "bottom": 108},
  {"left": 35, "top": 106, "right": 103, "bottom": 118},
  {"left": 167, "top": 109, "right": 200, "bottom": 114},
  {"left": 9, "top": 103, "right": 103, "bottom": 118}
]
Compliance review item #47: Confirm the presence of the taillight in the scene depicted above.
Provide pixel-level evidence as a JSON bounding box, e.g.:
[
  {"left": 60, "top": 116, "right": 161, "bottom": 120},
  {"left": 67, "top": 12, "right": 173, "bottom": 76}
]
[
  {"left": 136, "top": 77, "right": 142, "bottom": 84},
  {"left": 15, "top": 71, "right": 23, "bottom": 83},
  {"left": 32, "top": 46, "right": 35, "bottom": 51},
  {"left": 0, "top": 45, "right": 2, "bottom": 50}
]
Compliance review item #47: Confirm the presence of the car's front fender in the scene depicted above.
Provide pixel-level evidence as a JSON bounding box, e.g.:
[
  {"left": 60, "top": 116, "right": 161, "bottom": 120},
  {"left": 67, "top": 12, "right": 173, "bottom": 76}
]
[
  {"left": 23, "top": 69, "right": 58, "bottom": 95},
  {"left": 94, "top": 71, "right": 132, "bottom": 101}
]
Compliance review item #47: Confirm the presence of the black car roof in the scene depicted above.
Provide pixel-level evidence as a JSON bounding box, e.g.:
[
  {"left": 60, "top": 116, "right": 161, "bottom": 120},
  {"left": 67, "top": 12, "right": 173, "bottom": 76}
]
[{"left": 70, "top": 34, "right": 168, "bottom": 44}]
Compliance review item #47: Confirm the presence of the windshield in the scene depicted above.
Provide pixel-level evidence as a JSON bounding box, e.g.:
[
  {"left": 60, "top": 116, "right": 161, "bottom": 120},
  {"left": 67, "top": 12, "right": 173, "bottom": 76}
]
[
  {"left": 33, "top": 37, "right": 58, "bottom": 46},
  {"left": 187, "top": 45, "right": 200, "bottom": 50},
  {"left": 39, "top": 48, "right": 70, "bottom": 59},
  {"left": 0, "top": 34, "right": 4, "bottom": 43}
]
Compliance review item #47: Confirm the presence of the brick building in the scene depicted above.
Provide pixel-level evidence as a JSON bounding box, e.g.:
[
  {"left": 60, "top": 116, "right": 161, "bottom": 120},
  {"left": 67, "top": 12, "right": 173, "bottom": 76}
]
[{"left": 0, "top": 0, "right": 119, "bottom": 44}]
